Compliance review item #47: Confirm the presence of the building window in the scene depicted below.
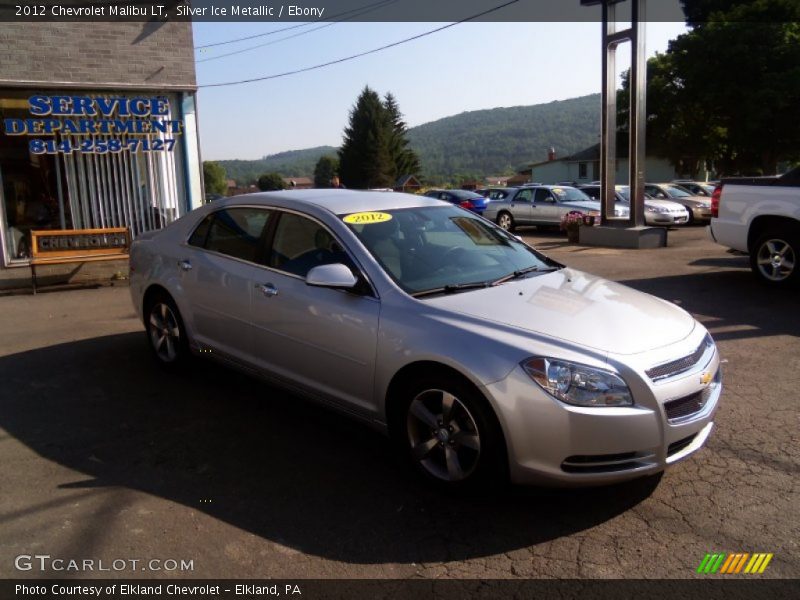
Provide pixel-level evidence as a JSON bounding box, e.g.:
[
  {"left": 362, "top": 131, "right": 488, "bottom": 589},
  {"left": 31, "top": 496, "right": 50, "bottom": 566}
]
[
  {"left": 0, "top": 90, "right": 189, "bottom": 264},
  {"left": 579, "top": 162, "right": 588, "bottom": 179}
]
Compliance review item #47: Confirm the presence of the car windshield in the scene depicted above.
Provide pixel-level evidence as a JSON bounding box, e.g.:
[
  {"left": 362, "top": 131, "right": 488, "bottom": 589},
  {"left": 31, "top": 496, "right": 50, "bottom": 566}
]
[
  {"left": 617, "top": 187, "right": 631, "bottom": 201},
  {"left": 341, "top": 206, "right": 558, "bottom": 296},
  {"left": 550, "top": 187, "right": 592, "bottom": 202},
  {"left": 664, "top": 185, "right": 692, "bottom": 197}
]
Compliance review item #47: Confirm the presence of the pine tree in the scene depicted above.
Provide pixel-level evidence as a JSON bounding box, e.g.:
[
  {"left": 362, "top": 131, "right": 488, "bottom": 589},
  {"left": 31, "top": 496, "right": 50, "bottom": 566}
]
[
  {"left": 338, "top": 87, "right": 394, "bottom": 189},
  {"left": 384, "top": 92, "right": 421, "bottom": 181}
]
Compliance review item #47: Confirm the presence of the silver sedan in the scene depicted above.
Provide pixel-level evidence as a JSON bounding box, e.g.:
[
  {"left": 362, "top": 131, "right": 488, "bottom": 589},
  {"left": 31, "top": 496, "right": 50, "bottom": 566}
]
[
  {"left": 645, "top": 183, "right": 713, "bottom": 224},
  {"left": 482, "top": 185, "right": 629, "bottom": 232},
  {"left": 130, "top": 191, "right": 721, "bottom": 489}
]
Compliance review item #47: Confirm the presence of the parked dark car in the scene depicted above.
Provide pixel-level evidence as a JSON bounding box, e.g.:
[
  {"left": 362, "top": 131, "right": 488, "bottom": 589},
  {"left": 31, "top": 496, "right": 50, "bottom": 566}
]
[{"left": 424, "top": 189, "right": 490, "bottom": 216}]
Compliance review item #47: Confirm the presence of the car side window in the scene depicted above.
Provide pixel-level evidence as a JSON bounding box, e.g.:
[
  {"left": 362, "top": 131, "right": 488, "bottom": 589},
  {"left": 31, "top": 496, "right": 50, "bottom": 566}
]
[
  {"left": 188, "top": 214, "right": 213, "bottom": 248},
  {"left": 202, "top": 207, "right": 271, "bottom": 262},
  {"left": 515, "top": 189, "right": 533, "bottom": 202},
  {"left": 533, "top": 188, "right": 553, "bottom": 203},
  {"left": 269, "top": 212, "right": 353, "bottom": 278}
]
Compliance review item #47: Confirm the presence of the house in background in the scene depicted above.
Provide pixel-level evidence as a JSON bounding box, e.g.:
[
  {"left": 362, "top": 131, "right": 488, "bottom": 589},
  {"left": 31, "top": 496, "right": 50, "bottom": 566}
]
[
  {"left": 506, "top": 170, "right": 532, "bottom": 186},
  {"left": 228, "top": 181, "right": 258, "bottom": 196},
  {"left": 528, "top": 141, "right": 712, "bottom": 186},
  {"left": 282, "top": 177, "right": 313, "bottom": 189},
  {"left": 485, "top": 175, "right": 511, "bottom": 186},
  {"left": 394, "top": 175, "right": 422, "bottom": 193}
]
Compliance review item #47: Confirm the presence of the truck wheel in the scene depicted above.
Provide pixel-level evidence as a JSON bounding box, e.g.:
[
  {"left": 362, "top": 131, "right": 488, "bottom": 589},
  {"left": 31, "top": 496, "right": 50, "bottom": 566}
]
[{"left": 750, "top": 227, "right": 799, "bottom": 288}]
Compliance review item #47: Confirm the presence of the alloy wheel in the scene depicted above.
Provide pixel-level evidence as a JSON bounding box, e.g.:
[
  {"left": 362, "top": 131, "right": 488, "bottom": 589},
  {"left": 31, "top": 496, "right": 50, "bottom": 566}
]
[
  {"left": 756, "top": 238, "right": 795, "bottom": 282},
  {"left": 406, "top": 389, "right": 481, "bottom": 482},
  {"left": 498, "top": 213, "right": 512, "bottom": 231},
  {"left": 148, "top": 302, "right": 181, "bottom": 362}
]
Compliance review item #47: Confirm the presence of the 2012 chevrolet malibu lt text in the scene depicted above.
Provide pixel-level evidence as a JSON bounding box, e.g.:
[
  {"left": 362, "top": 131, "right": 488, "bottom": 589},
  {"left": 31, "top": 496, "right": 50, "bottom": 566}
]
[{"left": 129, "top": 190, "right": 721, "bottom": 488}]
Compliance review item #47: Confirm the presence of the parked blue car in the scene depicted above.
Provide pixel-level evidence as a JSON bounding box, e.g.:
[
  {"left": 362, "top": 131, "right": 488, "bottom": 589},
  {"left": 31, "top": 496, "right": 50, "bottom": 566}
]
[{"left": 424, "top": 189, "right": 490, "bottom": 216}]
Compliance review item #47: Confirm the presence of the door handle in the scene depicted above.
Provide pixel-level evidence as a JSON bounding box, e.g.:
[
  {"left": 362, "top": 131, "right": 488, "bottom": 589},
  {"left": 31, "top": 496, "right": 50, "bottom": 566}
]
[
  {"left": 257, "top": 283, "right": 278, "bottom": 297},
  {"left": 178, "top": 259, "right": 192, "bottom": 271}
]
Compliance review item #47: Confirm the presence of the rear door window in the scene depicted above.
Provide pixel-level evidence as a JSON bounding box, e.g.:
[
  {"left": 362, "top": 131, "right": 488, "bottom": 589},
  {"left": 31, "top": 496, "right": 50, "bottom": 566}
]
[{"left": 199, "top": 207, "right": 272, "bottom": 262}]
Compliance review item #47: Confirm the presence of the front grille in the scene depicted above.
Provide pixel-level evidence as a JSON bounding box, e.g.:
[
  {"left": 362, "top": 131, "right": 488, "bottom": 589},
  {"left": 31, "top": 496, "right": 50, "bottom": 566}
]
[
  {"left": 668, "top": 434, "right": 697, "bottom": 456},
  {"left": 646, "top": 335, "right": 712, "bottom": 381},
  {"left": 664, "top": 386, "right": 713, "bottom": 421},
  {"left": 561, "top": 451, "right": 653, "bottom": 474}
]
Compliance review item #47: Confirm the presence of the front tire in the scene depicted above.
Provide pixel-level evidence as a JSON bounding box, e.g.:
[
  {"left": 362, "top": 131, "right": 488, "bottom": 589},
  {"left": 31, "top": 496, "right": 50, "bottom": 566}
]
[
  {"left": 393, "top": 374, "right": 507, "bottom": 490},
  {"left": 496, "top": 211, "right": 515, "bottom": 232},
  {"left": 750, "top": 227, "right": 799, "bottom": 288},
  {"left": 144, "top": 292, "right": 190, "bottom": 368}
]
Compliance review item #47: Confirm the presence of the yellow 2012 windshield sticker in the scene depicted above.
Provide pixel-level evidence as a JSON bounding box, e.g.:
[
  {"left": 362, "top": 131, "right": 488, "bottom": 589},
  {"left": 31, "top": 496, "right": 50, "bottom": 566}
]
[{"left": 343, "top": 212, "right": 393, "bottom": 224}]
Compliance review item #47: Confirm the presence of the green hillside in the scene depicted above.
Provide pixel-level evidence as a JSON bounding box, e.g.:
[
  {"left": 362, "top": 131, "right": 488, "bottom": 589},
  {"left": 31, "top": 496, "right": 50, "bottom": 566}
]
[
  {"left": 220, "top": 146, "right": 338, "bottom": 185},
  {"left": 408, "top": 94, "right": 601, "bottom": 181},
  {"left": 218, "top": 94, "right": 601, "bottom": 185}
]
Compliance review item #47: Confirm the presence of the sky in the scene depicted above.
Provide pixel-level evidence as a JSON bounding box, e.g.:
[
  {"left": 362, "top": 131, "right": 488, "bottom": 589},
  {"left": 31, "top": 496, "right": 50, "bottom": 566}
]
[{"left": 193, "top": 20, "right": 688, "bottom": 161}]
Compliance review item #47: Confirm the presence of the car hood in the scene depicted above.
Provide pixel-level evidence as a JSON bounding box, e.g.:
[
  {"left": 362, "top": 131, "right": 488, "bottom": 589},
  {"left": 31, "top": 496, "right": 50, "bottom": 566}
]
[
  {"left": 646, "top": 198, "right": 687, "bottom": 211},
  {"left": 424, "top": 268, "right": 695, "bottom": 356}
]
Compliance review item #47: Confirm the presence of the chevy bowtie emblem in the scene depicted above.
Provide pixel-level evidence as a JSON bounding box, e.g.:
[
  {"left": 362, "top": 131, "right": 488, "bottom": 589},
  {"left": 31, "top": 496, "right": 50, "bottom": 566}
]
[{"left": 700, "top": 372, "right": 713, "bottom": 385}]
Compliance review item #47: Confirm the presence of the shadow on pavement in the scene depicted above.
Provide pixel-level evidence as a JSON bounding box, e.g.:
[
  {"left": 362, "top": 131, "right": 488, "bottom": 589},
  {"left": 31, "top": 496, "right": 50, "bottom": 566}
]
[
  {"left": 620, "top": 270, "right": 800, "bottom": 341},
  {"left": 0, "top": 332, "right": 661, "bottom": 564}
]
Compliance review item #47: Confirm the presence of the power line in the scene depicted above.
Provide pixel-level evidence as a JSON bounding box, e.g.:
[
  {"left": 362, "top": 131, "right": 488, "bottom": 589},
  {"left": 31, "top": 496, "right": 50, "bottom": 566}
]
[
  {"left": 196, "top": 0, "right": 399, "bottom": 64},
  {"left": 199, "top": 0, "right": 519, "bottom": 88},
  {"left": 194, "top": 0, "right": 398, "bottom": 50},
  {"left": 197, "top": 22, "right": 337, "bottom": 63}
]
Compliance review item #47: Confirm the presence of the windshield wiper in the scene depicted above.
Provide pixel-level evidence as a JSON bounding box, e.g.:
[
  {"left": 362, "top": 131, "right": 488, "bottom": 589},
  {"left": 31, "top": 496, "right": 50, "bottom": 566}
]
[
  {"left": 412, "top": 280, "right": 493, "bottom": 298},
  {"left": 492, "top": 265, "right": 559, "bottom": 286}
]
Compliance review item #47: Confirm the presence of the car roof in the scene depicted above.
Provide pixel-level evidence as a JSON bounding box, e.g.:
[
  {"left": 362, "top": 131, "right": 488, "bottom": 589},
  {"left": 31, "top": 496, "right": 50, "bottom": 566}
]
[{"left": 221, "top": 189, "right": 444, "bottom": 215}]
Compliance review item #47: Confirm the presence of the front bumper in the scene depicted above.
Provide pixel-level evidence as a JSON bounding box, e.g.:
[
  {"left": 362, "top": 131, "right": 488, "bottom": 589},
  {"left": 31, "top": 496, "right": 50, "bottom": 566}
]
[
  {"left": 690, "top": 206, "right": 713, "bottom": 221},
  {"left": 483, "top": 337, "right": 721, "bottom": 486},
  {"left": 646, "top": 212, "right": 689, "bottom": 226}
]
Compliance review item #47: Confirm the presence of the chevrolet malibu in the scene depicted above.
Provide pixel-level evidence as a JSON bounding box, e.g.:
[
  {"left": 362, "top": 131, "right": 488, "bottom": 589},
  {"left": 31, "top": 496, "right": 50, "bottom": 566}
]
[{"left": 130, "top": 190, "right": 721, "bottom": 488}]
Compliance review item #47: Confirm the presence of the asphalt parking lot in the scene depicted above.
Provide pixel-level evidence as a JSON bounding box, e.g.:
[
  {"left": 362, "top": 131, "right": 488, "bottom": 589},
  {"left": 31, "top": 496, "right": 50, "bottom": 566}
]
[{"left": 0, "top": 225, "right": 797, "bottom": 579}]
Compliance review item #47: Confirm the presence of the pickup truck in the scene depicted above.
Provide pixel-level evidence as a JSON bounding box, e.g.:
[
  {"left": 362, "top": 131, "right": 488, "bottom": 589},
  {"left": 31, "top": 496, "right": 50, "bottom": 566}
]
[{"left": 709, "top": 167, "right": 800, "bottom": 287}]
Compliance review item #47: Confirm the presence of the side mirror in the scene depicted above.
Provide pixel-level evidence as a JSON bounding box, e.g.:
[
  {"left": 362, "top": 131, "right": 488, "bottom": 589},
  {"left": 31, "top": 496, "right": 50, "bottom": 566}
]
[{"left": 305, "top": 263, "right": 357, "bottom": 289}]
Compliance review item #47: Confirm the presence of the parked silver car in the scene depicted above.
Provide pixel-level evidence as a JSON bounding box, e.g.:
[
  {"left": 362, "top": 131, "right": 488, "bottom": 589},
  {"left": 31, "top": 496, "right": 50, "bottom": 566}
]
[
  {"left": 482, "top": 185, "right": 629, "bottom": 232},
  {"left": 645, "top": 183, "right": 713, "bottom": 224},
  {"left": 130, "top": 191, "right": 720, "bottom": 488},
  {"left": 577, "top": 185, "right": 690, "bottom": 226}
]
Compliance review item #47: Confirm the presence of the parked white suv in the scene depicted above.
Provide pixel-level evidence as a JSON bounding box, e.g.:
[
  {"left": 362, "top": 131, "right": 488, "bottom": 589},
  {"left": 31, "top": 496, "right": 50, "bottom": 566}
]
[{"left": 708, "top": 167, "right": 800, "bottom": 287}]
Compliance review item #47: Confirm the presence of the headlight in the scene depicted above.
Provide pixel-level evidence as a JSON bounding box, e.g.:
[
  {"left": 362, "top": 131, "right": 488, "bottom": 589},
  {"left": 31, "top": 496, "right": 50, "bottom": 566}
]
[{"left": 522, "top": 357, "right": 633, "bottom": 407}]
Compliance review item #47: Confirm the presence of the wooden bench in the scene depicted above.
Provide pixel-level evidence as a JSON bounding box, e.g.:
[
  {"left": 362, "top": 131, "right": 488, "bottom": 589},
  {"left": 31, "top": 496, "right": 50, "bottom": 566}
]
[{"left": 29, "top": 227, "right": 131, "bottom": 293}]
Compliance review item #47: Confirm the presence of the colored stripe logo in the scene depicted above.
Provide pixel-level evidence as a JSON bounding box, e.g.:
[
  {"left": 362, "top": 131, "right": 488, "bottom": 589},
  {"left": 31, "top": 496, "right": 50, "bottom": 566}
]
[{"left": 697, "top": 553, "right": 773, "bottom": 574}]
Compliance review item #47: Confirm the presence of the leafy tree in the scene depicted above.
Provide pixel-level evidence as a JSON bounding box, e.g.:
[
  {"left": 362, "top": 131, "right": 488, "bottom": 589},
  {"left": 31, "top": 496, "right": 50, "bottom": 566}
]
[
  {"left": 383, "top": 92, "right": 420, "bottom": 180},
  {"left": 313, "top": 155, "right": 339, "bottom": 187},
  {"left": 257, "top": 172, "right": 286, "bottom": 191},
  {"left": 618, "top": 0, "right": 800, "bottom": 175},
  {"left": 202, "top": 161, "right": 228, "bottom": 195},
  {"left": 338, "top": 87, "right": 394, "bottom": 189}
]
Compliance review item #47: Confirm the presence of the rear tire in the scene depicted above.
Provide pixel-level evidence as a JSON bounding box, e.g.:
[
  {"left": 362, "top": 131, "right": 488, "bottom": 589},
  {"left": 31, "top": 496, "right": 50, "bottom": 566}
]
[
  {"left": 144, "top": 292, "right": 190, "bottom": 368},
  {"left": 750, "top": 226, "right": 799, "bottom": 288},
  {"left": 391, "top": 374, "right": 507, "bottom": 491}
]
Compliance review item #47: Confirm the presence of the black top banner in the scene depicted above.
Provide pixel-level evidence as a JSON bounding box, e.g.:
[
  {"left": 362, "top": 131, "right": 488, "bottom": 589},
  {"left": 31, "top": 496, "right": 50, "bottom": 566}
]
[{"left": 1, "top": 0, "right": 691, "bottom": 23}]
